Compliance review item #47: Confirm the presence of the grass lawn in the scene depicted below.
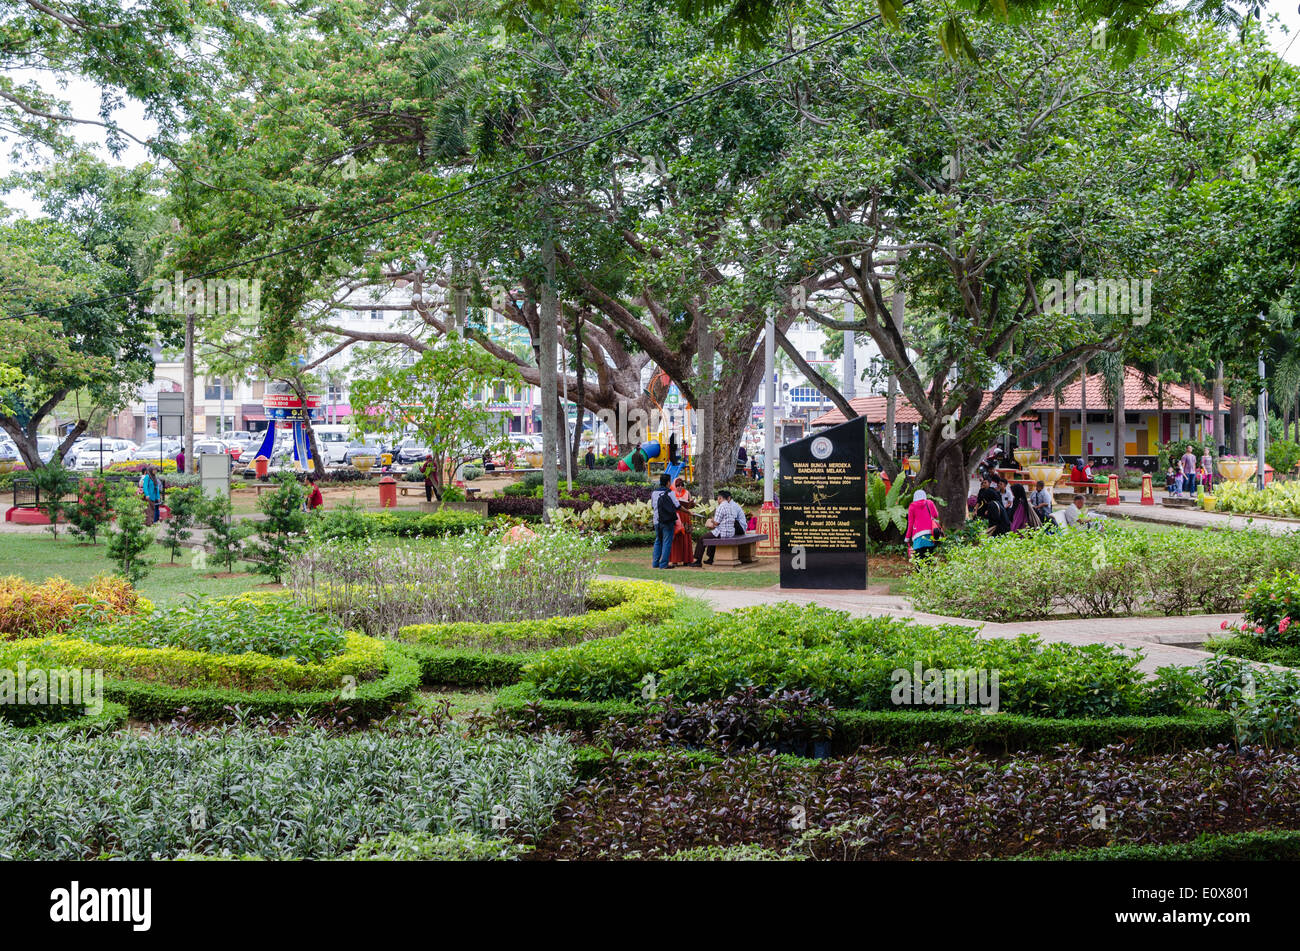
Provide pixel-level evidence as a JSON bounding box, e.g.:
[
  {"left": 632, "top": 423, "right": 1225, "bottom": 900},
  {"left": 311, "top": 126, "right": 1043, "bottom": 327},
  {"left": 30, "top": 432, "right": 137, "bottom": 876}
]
[
  {"left": 600, "top": 545, "right": 912, "bottom": 593},
  {"left": 0, "top": 530, "right": 268, "bottom": 607}
]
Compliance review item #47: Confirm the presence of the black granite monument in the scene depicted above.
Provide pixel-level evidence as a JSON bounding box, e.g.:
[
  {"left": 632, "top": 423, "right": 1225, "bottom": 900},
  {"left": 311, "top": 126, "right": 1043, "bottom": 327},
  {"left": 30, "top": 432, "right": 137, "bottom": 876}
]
[{"left": 779, "top": 418, "right": 867, "bottom": 589}]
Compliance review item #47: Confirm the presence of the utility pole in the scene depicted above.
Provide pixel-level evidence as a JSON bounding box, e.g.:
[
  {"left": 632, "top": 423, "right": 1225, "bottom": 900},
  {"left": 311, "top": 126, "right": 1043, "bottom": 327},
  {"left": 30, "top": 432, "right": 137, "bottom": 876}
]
[
  {"left": 183, "top": 311, "right": 195, "bottom": 472},
  {"left": 764, "top": 314, "right": 775, "bottom": 503},
  {"left": 1258, "top": 342, "right": 1268, "bottom": 490},
  {"left": 540, "top": 233, "right": 559, "bottom": 521},
  {"left": 885, "top": 289, "right": 903, "bottom": 462}
]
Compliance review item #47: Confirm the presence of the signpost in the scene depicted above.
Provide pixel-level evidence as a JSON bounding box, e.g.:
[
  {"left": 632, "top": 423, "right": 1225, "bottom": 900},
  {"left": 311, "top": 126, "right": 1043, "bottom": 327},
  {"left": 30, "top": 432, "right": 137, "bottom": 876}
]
[{"left": 779, "top": 418, "right": 867, "bottom": 590}]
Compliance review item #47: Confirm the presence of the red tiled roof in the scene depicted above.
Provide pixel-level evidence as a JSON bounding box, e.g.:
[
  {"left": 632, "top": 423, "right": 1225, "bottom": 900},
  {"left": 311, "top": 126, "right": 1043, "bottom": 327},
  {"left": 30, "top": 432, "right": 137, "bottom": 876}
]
[{"left": 810, "top": 367, "right": 1229, "bottom": 426}]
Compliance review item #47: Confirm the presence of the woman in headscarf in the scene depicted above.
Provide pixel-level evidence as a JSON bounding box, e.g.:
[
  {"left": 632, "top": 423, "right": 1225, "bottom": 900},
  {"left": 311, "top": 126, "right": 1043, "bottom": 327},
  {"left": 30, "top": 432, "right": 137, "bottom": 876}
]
[
  {"left": 669, "top": 476, "right": 695, "bottom": 566},
  {"left": 1007, "top": 483, "right": 1041, "bottom": 532},
  {"left": 905, "top": 489, "right": 943, "bottom": 560}
]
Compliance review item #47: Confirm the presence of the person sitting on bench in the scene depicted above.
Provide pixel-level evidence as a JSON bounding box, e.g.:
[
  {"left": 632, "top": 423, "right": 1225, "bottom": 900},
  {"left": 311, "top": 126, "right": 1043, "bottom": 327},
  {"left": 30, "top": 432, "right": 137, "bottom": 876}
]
[{"left": 692, "top": 490, "right": 746, "bottom": 567}]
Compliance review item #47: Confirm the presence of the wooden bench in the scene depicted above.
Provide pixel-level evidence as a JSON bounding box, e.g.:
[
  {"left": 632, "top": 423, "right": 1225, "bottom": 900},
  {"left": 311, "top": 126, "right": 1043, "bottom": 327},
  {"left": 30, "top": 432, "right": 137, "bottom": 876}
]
[
  {"left": 400, "top": 485, "right": 480, "bottom": 498},
  {"left": 699, "top": 533, "right": 768, "bottom": 567}
]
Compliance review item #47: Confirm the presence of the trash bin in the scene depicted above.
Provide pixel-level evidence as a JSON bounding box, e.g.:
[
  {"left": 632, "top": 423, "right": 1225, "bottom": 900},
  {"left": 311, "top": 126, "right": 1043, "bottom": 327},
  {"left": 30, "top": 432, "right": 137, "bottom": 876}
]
[
  {"left": 254, "top": 455, "right": 269, "bottom": 479},
  {"left": 378, "top": 475, "right": 397, "bottom": 508}
]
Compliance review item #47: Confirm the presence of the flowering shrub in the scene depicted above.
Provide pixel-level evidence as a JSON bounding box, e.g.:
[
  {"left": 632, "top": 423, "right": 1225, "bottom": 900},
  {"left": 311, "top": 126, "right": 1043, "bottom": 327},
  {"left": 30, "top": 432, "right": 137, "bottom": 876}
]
[
  {"left": 550, "top": 499, "right": 718, "bottom": 534},
  {"left": 0, "top": 575, "right": 142, "bottom": 639},
  {"left": 107, "top": 459, "right": 178, "bottom": 474},
  {"left": 1220, "top": 570, "right": 1300, "bottom": 646},
  {"left": 67, "top": 476, "right": 112, "bottom": 544}
]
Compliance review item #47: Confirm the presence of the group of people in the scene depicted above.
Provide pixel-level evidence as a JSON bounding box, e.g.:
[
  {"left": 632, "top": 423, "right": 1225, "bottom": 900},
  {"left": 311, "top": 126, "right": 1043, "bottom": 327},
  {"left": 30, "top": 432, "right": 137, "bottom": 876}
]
[
  {"left": 650, "top": 473, "right": 748, "bottom": 569},
  {"left": 973, "top": 470, "right": 1101, "bottom": 537},
  {"left": 138, "top": 465, "right": 164, "bottom": 525},
  {"left": 1167, "top": 447, "right": 1215, "bottom": 497}
]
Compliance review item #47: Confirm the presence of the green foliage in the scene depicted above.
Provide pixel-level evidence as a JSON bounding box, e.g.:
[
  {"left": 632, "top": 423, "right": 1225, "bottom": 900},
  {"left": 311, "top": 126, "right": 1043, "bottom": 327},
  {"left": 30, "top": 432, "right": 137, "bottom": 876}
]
[
  {"left": 0, "top": 719, "right": 573, "bottom": 859},
  {"left": 30, "top": 459, "right": 78, "bottom": 538},
  {"left": 160, "top": 486, "right": 202, "bottom": 562},
  {"left": 908, "top": 524, "right": 1300, "bottom": 621},
  {"left": 198, "top": 493, "right": 246, "bottom": 573},
  {"left": 495, "top": 682, "right": 1234, "bottom": 754},
  {"left": 1211, "top": 480, "right": 1300, "bottom": 518},
  {"left": 349, "top": 340, "right": 518, "bottom": 497},
  {"left": 103, "top": 484, "right": 153, "bottom": 584},
  {"left": 309, "top": 501, "right": 486, "bottom": 542},
  {"left": 523, "top": 603, "right": 1182, "bottom": 718},
  {"left": 1035, "top": 829, "right": 1300, "bottom": 862},
  {"left": 66, "top": 475, "right": 111, "bottom": 544},
  {"left": 398, "top": 579, "right": 678, "bottom": 685},
  {"left": 348, "top": 830, "right": 527, "bottom": 861},
  {"left": 247, "top": 475, "right": 308, "bottom": 582},
  {"left": 1156, "top": 438, "right": 1215, "bottom": 470},
  {"left": 1267, "top": 439, "right": 1300, "bottom": 475},
  {"left": 1198, "top": 654, "right": 1300, "bottom": 750},
  {"left": 76, "top": 596, "right": 348, "bottom": 665}
]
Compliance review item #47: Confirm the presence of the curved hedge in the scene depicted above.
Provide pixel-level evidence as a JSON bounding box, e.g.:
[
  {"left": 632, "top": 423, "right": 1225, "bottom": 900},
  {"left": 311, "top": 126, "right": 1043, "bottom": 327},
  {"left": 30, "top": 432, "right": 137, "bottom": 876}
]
[
  {"left": 5, "top": 631, "right": 388, "bottom": 692},
  {"left": 395, "top": 579, "right": 677, "bottom": 687},
  {"left": 101, "top": 648, "right": 420, "bottom": 721},
  {"left": 0, "top": 632, "right": 417, "bottom": 721},
  {"left": 492, "top": 681, "right": 1233, "bottom": 754}
]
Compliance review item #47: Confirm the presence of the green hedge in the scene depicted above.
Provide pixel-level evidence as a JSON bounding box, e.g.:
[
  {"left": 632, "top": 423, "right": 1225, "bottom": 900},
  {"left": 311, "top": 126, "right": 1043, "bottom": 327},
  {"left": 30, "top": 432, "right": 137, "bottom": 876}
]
[
  {"left": 1207, "top": 635, "right": 1300, "bottom": 668},
  {"left": 494, "top": 682, "right": 1233, "bottom": 754},
  {"left": 1028, "top": 829, "right": 1300, "bottom": 861},
  {"left": 12, "top": 701, "right": 128, "bottom": 737},
  {"left": 395, "top": 579, "right": 677, "bottom": 687},
  {"left": 101, "top": 649, "right": 420, "bottom": 721}
]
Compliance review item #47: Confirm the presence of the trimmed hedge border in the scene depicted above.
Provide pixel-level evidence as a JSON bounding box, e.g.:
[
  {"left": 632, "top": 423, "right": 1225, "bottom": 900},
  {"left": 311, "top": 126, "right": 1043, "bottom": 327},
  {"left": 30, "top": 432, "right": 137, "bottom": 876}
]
[
  {"left": 12, "top": 701, "right": 129, "bottom": 737},
  {"left": 395, "top": 579, "right": 677, "bottom": 687},
  {"left": 494, "top": 682, "right": 1235, "bottom": 754},
  {"left": 1025, "top": 829, "right": 1300, "bottom": 861},
  {"left": 102, "top": 649, "right": 420, "bottom": 721},
  {"left": 1207, "top": 635, "right": 1300, "bottom": 669}
]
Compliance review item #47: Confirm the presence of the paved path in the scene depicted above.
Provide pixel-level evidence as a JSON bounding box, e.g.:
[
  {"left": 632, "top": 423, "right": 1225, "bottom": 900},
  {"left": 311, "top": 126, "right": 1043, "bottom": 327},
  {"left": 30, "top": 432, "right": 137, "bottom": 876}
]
[
  {"left": 1107, "top": 499, "right": 1300, "bottom": 534},
  {"left": 656, "top": 579, "right": 1237, "bottom": 673}
]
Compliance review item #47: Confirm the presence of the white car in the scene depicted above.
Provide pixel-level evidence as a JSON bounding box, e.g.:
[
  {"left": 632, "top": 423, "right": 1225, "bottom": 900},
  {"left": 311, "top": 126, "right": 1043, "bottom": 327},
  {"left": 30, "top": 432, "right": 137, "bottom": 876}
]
[
  {"left": 68, "top": 438, "right": 137, "bottom": 470},
  {"left": 131, "top": 438, "right": 181, "bottom": 461}
]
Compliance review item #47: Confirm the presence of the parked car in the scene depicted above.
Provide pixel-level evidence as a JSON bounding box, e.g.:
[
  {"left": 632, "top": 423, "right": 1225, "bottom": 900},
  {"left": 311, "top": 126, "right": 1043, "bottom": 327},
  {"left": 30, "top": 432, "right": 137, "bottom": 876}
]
[
  {"left": 342, "top": 435, "right": 391, "bottom": 466},
  {"left": 217, "top": 430, "right": 254, "bottom": 444},
  {"left": 193, "top": 440, "right": 236, "bottom": 470},
  {"left": 395, "top": 437, "right": 431, "bottom": 466},
  {"left": 68, "top": 438, "right": 138, "bottom": 471},
  {"left": 37, "top": 435, "right": 61, "bottom": 464},
  {"left": 311, "top": 425, "right": 352, "bottom": 465},
  {"left": 131, "top": 437, "right": 181, "bottom": 461}
]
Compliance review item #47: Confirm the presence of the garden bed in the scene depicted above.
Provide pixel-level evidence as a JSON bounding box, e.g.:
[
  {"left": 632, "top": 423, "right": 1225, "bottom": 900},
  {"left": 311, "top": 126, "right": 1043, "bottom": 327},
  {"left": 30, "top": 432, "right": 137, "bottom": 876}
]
[{"left": 394, "top": 579, "right": 678, "bottom": 686}]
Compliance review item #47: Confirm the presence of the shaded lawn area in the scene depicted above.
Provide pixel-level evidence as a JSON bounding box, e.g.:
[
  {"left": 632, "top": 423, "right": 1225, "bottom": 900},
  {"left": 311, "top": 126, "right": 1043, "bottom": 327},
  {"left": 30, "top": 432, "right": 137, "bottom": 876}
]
[
  {"left": 0, "top": 531, "right": 267, "bottom": 607},
  {"left": 601, "top": 545, "right": 912, "bottom": 593}
]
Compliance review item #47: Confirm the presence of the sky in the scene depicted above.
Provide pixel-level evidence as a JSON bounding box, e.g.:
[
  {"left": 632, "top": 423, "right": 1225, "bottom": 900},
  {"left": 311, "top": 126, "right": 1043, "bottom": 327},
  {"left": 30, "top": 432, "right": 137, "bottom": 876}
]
[{"left": 2, "top": 2, "right": 1298, "bottom": 217}]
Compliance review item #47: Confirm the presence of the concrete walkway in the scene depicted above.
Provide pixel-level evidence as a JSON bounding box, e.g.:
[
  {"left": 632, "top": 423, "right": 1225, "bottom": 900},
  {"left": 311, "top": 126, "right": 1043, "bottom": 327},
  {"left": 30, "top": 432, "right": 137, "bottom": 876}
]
[
  {"left": 1107, "top": 498, "right": 1300, "bottom": 535},
  {"left": 662, "top": 580, "right": 1237, "bottom": 673}
]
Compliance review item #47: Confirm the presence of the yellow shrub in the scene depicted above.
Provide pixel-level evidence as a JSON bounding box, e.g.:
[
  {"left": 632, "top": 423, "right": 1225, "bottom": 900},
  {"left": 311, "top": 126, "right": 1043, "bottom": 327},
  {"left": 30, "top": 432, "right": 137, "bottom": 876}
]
[{"left": 0, "top": 575, "right": 141, "bottom": 639}]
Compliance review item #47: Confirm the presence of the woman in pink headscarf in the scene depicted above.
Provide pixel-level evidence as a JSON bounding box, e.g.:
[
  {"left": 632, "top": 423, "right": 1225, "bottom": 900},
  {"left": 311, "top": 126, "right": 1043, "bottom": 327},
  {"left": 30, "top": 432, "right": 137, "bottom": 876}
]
[{"left": 905, "top": 489, "right": 943, "bottom": 560}]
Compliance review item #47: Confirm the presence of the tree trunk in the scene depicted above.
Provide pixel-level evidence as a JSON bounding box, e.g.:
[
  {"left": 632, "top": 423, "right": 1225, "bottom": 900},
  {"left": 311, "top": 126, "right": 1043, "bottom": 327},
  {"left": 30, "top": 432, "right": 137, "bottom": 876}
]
[
  {"left": 540, "top": 235, "right": 559, "bottom": 520},
  {"left": 1231, "top": 398, "right": 1244, "bottom": 456},
  {"left": 1213, "top": 361, "right": 1223, "bottom": 453},
  {"left": 696, "top": 311, "right": 715, "bottom": 498},
  {"left": 931, "top": 440, "right": 972, "bottom": 531},
  {"left": 571, "top": 314, "right": 585, "bottom": 474}
]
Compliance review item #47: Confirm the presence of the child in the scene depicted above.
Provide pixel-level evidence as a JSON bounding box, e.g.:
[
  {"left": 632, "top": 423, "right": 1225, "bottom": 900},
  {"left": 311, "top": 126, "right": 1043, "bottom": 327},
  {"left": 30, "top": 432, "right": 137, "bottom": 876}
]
[{"left": 1165, "top": 466, "right": 1178, "bottom": 495}]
